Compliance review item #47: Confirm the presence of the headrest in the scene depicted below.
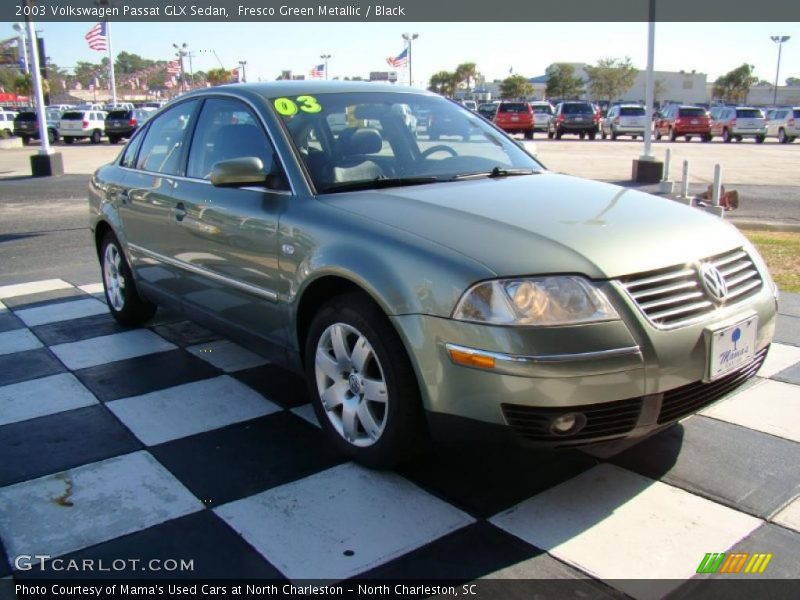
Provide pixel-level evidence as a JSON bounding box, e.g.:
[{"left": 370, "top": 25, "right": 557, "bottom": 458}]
[{"left": 340, "top": 128, "right": 382, "bottom": 155}]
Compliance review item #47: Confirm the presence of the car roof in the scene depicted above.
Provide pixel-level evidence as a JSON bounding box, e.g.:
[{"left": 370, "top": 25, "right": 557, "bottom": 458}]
[{"left": 177, "top": 80, "right": 437, "bottom": 101}]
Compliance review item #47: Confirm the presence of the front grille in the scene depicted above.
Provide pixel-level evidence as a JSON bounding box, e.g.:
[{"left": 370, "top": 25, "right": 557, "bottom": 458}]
[
  {"left": 657, "top": 346, "right": 768, "bottom": 424},
  {"left": 502, "top": 397, "right": 642, "bottom": 444},
  {"left": 618, "top": 247, "right": 763, "bottom": 329}
]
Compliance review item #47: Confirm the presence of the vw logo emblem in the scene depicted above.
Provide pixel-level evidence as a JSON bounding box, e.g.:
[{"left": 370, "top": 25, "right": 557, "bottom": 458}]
[
  {"left": 699, "top": 263, "right": 728, "bottom": 302},
  {"left": 348, "top": 373, "right": 361, "bottom": 395}
]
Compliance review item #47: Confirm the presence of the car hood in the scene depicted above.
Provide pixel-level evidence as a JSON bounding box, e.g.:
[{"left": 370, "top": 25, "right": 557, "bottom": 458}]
[{"left": 320, "top": 173, "right": 746, "bottom": 279}]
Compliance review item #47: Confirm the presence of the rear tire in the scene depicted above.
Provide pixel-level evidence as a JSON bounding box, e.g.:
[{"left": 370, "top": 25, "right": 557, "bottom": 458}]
[
  {"left": 100, "top": 231, "right": 157, "bottom": 326},
  {"left": 611, "top": 131, "right": 617, "bottom": 141},
  {"left": 755, "top": 135, "right": 765, "bottom": 144},
  {"left": 305, "top": 292, "right": 427, "bottom": 469},
  {"left": 778, "top": 128, "right": 788, "bottom": 144},
  {"left": 669, "top": 127, "right": 677, "bottom": 142},
  {"left": 685, "top": 135, "right": 692, "bottom": 142},
  {"left": 555, "top": 129, "right": 563, "bottom": 140},
  {"left": 108, "top": 135, "right": 120, "bottom": 144},
  {"left": 723, "top": 128, "right": 732, "bottom": 143},
  {"left": 524, "top": 129, "right": 533, "bottom": 140},
  {"left": 90, "top": 130, "right": 102, "bottom": 144},
  {"left": 20, "top": 135, "right": 30, "bottom": 145},
  {"left": 547, "top": 129, "right": 554, "bottom": 139},
  {"left": 64, "top": 137, "right": 74, "bottom": 144},
  {"left": 654, "top": 129, "right": 662, "bottom": 141}
]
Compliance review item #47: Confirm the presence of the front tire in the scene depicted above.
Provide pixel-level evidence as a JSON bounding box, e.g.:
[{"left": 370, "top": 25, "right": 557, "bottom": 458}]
[
  {"left": 669, "top": 127, "right": 677, "bottom": 142},
  {"left": 305, "top": 292, "right": 426, "bottom": 468},
  {"left": 100, "top": 232, "right": 157, "bottom": 326},
  {"left": 90, "top": 130, "right": 102, "bottom": 144},
  {"left": 64, "top": 136, "right": 74, "bottom": 144},
  {"left": 778, "top": 128, "right": 788, "bottom": 144}
]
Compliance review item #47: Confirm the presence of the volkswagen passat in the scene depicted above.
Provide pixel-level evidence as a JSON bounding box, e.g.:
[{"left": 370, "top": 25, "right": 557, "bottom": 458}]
[{"left": 89, "top": 82, "right": 778, "bottom": 467}]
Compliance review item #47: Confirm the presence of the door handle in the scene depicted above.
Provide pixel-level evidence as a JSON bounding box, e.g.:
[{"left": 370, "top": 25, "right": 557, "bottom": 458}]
[{"left": 174, "top": 202, "right": 186, "bottom": 222}]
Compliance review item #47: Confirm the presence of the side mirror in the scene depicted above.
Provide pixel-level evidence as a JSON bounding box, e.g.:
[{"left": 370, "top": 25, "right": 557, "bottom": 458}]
[{"left": 210, "top": 157, "right": 266, "bottom": 187}]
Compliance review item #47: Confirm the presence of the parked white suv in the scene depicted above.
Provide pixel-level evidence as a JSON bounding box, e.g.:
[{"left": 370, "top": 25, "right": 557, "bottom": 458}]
[
  {"left": 531, "top": 101, "right": 554, "bottom": 132},
  {"left": 602, "top": 104, "right": 647, "bottom": 140},
  {"left": 709, "top": 106, "right": 767, "bottom": 143},
  {"left": 60, "top": 110, "right": 107, "bottom": 144},
  {"left": 766, "top": 107, "right": 799, "bottom": 143}
]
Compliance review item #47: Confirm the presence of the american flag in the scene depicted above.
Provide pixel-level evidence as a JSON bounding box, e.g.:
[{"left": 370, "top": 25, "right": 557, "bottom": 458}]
[
  {"left": 166, "top": 60, "right": 181, "bottom": 75},
  {"left": 309, "top": 64, "right": 325, "bottom": 78},
  {"left": 386, "top": 47, "right": 408, "bottom": 68},
  {"left": 85, "top": 22, "right": 107, "bottom": 52}
]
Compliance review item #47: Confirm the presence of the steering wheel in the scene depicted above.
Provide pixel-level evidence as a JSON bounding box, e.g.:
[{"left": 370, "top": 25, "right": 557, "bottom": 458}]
[{"left": 421, "top": 145, "right": 458, "bottom": 159}]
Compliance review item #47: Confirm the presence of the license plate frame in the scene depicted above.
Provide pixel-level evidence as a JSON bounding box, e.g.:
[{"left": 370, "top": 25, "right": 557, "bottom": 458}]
[{"left": 704, "top": 313, "right": 758, "bottom": 382}]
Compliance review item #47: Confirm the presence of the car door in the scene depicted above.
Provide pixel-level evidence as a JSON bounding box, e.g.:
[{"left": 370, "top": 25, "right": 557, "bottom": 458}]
[
  {"left": 119, "top": 99, "right": 201, "bottom": 290},
  {"left": 169, "top": 95, "right": 293, "bottom": 350}
]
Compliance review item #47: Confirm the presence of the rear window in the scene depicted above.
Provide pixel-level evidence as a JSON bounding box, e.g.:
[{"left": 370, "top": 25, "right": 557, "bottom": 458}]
[
  {"left": 532, "top": 105, "right": 553, "bottom": 114},
  {"left": 793, "top": 109, "right": 800, "bottom": 119},
  {"left": 736, "top": 109, "right": 763, "bottom": 119},
  {"left": 678, "top": 107, "right": 706, "bottom": 117},
  {"left": 15, "top": 112, "right": 36, "bottom": 122},
  {"left": 62, "top": 112, "right": 85, "bottom": 120},
  {"left": 498, "top": 103, "right": 530, "bottom": 113},
  {"left": 107, "top": 110, "right": 131, "bottom": 119},
  {"left": 561, "top": 103, "right": 594, "bottom": 115},
  {"left": 620, "top": 107, "right": 646, "bottom": 116}
]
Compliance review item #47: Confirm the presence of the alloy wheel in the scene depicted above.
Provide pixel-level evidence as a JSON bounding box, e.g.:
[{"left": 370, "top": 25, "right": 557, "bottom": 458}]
[{"left": 103, "top": 243, "right": 126, "bottom": 311}]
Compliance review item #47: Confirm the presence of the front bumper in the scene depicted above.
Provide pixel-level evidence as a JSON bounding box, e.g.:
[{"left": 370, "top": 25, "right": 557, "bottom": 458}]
[{"left": 391, "top": 279, "right": 776, "bottom": 448}]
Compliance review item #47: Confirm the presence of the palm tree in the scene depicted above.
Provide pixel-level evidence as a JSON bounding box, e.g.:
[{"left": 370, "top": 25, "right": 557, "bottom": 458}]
[
  {"left": 13, "top": 73, "right": 49, "bottom": 97},
  {"left": 206, "top": 68, "right": 232, "bottom": 86},
  {"left": 455, "top": 62, "right": 478, "bottom": 92}
]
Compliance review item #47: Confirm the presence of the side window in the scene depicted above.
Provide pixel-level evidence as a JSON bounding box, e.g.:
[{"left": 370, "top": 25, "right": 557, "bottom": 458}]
[
  {"left": 136, "top": 100, "right": 198, "bottom": 175},
  {"left": 121, "top": 127, "right": 146, "bottom": 169},
  {"left": 187, "top": 97, "right": 282, "bottom": 186}
]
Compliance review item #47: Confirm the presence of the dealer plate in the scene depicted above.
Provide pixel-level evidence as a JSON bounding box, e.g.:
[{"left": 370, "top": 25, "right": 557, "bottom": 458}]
[{"left": 707, "top": 315, "right": 757, "bottom": 381}]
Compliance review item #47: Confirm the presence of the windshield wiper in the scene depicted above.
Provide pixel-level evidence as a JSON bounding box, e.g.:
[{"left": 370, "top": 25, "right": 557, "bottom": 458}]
[
  {"left": 320, "top": 175, "right": 442, "bottom": 194},
  {"left": 449, "top": 166, "right": 537, "bottom": 181}
]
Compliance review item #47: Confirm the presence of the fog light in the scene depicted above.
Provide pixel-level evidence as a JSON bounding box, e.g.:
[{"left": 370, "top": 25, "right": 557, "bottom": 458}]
[{"left": 550, "top": 413, "right": 585, "bottom": 435}]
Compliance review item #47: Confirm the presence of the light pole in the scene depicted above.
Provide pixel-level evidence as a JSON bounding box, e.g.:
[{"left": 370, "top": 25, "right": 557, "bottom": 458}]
[
  {"left": 12, "top": 23, "right": 28, "bottom": 74},
  {"left": 173, "top": 42, "right": 192, "bottom": 91},
  {"left": 238, "top": 60, "right": 247, "bottom": 83},
  {"left": 770, "top": 36, "right": 791, "bottom": 106},
  {"left": 320, "top": 54, "right": 331, "bottom": 80},
  {"left": 402, "top": 32, "right": 418, "bottom": 87}
]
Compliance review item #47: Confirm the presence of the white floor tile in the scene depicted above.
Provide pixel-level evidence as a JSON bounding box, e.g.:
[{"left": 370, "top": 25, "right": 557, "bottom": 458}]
[
  {"left": 107, "top": 376, "right": 280, "bottom": 446},
  {"left": 490, "top": 464, "right": 761, "bottom": 599},
  {"left": 291, "top": 403, "right": 320, "bottom": 428},
  {"left": 0, "top": 451, "right": 203, "bottom": 559},
  {"left": 15, "top": 298, "right": 109, "bottom": 327},
  {"left": 772, "top": 497, "right": 800, "bottom": 533},
  {"left": 186, "top": 339, "right": 268, "bottom": 373},
  {"left": 215, "top": 463, "right": 474, "bottom": 582},
  {"left": 0, "top": 329, "right": 42, "bottom": 356},
  {"left": 758, "top": 343, "right": 800, "bottom": 378},
  {"left": 50, "top": 329, "right": 176, "bottom": 370},
  {"left": 78, "top": 283, "right": 105, "bottom": 295},
  {"left": 0, "top": 279, "right": 73, "bottom": 300},
  {"left": 702, "top": 379, "right": 800, "bottom": 443},
  {"left": 0, "top": 373, "right": 98, "bottom": 426}
]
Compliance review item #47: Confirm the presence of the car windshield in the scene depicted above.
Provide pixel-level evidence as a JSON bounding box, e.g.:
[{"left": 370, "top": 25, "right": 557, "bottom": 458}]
[
  {"left": 561, "top": 104, "right": 593, "bottom": 114},
  {"left": 272, "top": 91, "right": 543, "bottom": 194}
]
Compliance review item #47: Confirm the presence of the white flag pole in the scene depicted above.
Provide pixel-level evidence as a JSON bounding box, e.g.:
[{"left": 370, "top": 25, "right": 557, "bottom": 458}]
[{"left": 106, "top": 21, "right": 117, "bottom": 105}]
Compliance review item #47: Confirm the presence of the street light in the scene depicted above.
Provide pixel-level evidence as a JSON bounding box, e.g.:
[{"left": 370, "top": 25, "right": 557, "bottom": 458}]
[
  {"left": 401, "top": 32, "right": 418, "bottom": 87},
  {"left": 238, "top": 60, "right": 247, "bottom": 83},
  {"left": 173, "top": 42, "right": 193, "bottom": 91},
  {"left": 770, "top": 35, "right": 791, "bottom": 106},
  {"left": 12, "top": 23, "right": 28, "bottom": 74},
  {"left": 320, "top": 54, "right": 331, "bottom": 80}
]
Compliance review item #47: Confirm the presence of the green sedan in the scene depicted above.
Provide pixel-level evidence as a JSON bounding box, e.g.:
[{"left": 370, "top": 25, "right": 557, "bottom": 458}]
[{"left": 89, "top": 82, "right": 778, "bottom": 467}]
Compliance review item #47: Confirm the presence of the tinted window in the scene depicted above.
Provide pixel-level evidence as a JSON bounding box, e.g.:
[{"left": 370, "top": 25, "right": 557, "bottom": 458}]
[
  {"left": 620, "top": 107, "right": 645, "bottom": 116},
  {"left": 107, "top": 110, "right": 131, "bottom": 120},
  {"left": 561, "top": 103, "right": 593, "bottom": 115},
  {"left": 62, "top": 112, "right": 84, "bottom": 120},
  {"left": 136, "top": 100, "right": 197, "bottom": 175},
  {"left": 736, "top": 109, "right": 763, "bottom": 119},
  {"left": 678, "top": 107, "right": 705, "bottom": 117},
  {"left": 532, "top": 105, "right": 553, "bottom": 114},
  {"left": 121, "top": 128, "right": 146, "bottom": 169},
  {"left": 498, "top": 103, "right": 529, "bottom": 113},
  {"left": 187, "top": 97, "right": 279, "bottom": 183},
  {"left": 16, "top": 112, "right": 36, "bottom": 122}
]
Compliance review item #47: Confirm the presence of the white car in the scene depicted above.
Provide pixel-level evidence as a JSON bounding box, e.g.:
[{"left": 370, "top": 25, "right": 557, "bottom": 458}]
[
  {"left": 602, "top": 104, "right": 648, "bottom": 140},
  {"left": 0, "top": 111, "right": 17, "bottom": 136},
  {"left": 461, "top": 100, "right": 477, "bottom": 111},
  {"left": 60, "top": 109, "right": 107, "bottom": 144},
  {"left": 531, "top": 101, "right": 554, "bottom": 131},
  {"left": 766, "top": 106, "right": 799, "bottom": 143}
]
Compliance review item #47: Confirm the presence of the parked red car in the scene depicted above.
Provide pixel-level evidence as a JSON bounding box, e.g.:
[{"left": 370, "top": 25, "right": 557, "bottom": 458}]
[
  {"left": 654, "top": 105, "right": 711, "bottom": 142},
  {"left": 494, "top": 101, "right": 535, "bottom": 139}
]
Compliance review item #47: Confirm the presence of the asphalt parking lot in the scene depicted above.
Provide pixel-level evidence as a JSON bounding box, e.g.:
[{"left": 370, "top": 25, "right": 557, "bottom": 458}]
[{"left": 1, "top": 137, "right": 799, "bottom": 596}]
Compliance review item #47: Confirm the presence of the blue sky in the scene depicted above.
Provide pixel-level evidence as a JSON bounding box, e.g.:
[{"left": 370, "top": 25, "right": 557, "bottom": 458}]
[{"left": 16, "top": 21, "right": 800, "bottom": 87}]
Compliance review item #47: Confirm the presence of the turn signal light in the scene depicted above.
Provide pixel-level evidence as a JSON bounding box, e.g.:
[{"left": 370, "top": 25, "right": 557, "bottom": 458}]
[{"left": 447, "top": 348, "right": 496, "bottom": 370}]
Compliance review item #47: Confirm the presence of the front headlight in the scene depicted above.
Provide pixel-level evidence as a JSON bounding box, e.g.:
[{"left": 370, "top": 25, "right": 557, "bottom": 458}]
[{"left": 452, "top": 276, "right": 619, "bottom": 326}]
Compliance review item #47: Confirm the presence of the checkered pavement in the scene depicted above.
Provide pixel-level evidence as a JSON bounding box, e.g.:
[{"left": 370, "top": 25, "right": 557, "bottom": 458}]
[{"left": 1, "top": 279, "right": 799, "bottom": 596}]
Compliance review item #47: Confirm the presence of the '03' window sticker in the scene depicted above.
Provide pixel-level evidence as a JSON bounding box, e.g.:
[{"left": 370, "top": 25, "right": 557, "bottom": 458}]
[{"left": 273, "top": 96, "right": 322, "bottom": 116}]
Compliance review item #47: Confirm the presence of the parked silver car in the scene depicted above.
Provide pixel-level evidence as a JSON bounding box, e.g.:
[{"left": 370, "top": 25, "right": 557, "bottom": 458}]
[
  {"left": 709, "top": 107, "right": 767, "bottom": 143},
  {"left": 601, "top": 104, "right": 647, "bottom": 140},
  {"left": 766, "top": 106, "right": 799, "bottom": 143}
]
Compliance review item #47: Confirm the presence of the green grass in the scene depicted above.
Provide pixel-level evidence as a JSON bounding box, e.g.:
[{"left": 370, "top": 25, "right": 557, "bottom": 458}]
[{"left": 742, "top": 230, "right": 800, "bottom": 293}]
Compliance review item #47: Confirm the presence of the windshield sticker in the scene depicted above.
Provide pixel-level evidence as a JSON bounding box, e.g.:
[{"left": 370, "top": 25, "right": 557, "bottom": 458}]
[{"left": 273, "top": 96, "right": 323, "bottom": 116}]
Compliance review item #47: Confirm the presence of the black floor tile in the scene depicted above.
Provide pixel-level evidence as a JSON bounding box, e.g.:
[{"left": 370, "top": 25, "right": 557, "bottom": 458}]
[
  {"left": 1, "top": 288, "right": 86, "bottom": 310},
  {"left": 15, "top": 511, "right": 284, "bottom": 580},
  {"left": 232, "top": 364, "right": 310, "bottom": 408},
  {"left": 151, "top": 412, "right": 342, "bottom": 507},
  {"left": 151, "top": 320, "right": 222, "bottom": 348},
  {"left": 399, "top": 444, "right": 598, "bottom": 519},
  {"left": 31, "top": 312, "right": 133, "bottom": 346},
  {"left": 610, "top": 416, "right": 800, "bottom": 519},
  {"left": 74, "top": 349, "right": 221, "bottom": 402},
  {"left": 0, "top": 311, "right": 24, "bottom": 333},
  {"left": 0, "top": 348, "right": 65, "bottom": 387},
  {"left": 0, "top": 405, "right": 142, "bottom": 487},
  {"left": 773, "top": 362, "right": 800, "bottom": 386}
]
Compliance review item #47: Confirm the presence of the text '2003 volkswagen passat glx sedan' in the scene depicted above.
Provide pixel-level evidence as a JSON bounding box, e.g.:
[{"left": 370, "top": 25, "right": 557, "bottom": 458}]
[{"left": 90, "top": 82, "right": 778, "bottom": 467}]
